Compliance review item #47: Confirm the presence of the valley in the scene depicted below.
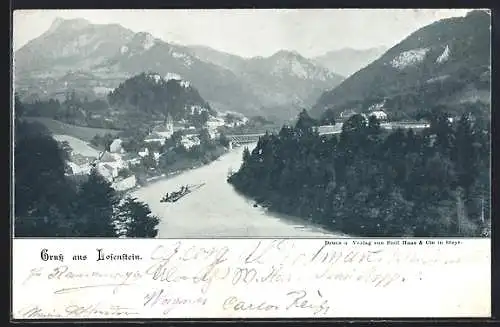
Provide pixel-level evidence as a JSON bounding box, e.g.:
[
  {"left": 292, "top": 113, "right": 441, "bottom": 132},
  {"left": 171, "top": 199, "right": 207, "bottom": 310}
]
[{"left": 13, "top": 9, "right": 491, "bottom": 238}]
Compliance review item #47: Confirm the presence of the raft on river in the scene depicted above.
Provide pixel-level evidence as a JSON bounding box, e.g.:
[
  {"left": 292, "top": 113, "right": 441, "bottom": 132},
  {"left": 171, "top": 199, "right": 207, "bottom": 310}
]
[{"left": 160, "top": 183, "right": 206, "bottom": 203}]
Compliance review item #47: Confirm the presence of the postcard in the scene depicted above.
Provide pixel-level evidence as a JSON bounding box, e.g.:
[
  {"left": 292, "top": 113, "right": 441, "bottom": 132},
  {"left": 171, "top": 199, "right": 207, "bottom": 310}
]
[{"left": 11, "top": 8, "right": 491, "bottom": 319}]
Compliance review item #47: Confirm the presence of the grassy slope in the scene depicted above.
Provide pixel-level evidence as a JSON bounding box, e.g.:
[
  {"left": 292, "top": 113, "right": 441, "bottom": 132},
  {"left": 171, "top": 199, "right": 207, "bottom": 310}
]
[
  {"left": 52, "top": 134, "right": 101, "bottom": 158},
  {"left": 22, "top": 117, "right": 122, "bottom": 142}
]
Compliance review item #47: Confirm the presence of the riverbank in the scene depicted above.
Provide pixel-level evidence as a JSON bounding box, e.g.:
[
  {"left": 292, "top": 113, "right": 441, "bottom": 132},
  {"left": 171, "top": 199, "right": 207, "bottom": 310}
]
[
  {"left": 123, "top": 145, "right": 229, "bottom": 196},
  {"left": 131, "top": 144, "right": 342, "bottom": 237},
  {"left": 227, "top": 184, "right": 350, "bottom": 237}
]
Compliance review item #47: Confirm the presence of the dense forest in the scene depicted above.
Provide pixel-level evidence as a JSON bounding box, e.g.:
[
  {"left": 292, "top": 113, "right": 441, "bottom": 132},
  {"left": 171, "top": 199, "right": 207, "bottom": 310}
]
[
  {"left": 14, "top": 96, "right": 159, "bottom": 237},
  {"left": 228, "top": 109, "right": 490, "bottom": 237},
  {"left": 108, "top": 72, "right": 216, "bottom": 121}
]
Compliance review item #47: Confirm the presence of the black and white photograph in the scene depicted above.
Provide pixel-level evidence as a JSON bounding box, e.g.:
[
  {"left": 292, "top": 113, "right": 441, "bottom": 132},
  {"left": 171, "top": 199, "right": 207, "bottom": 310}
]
[{"left": 13, "top": 9, "right": 491, "bottom": 238}]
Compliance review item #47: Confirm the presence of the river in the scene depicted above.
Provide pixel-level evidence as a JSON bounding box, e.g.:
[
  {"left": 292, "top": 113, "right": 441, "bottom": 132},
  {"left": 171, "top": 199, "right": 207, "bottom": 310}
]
[{"left": 132, "top": 144, "right": 345, "bottom": 238}]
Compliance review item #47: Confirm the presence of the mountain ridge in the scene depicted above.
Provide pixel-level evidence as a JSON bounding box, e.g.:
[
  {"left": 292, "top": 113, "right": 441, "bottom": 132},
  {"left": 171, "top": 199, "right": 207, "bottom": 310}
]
[
  {"left": 312, "top": 46, "right": 388, "bottom": 77},
  {"left": 15, "top": 17, "right": 343, "bottom": 120},
  {"left": 311, "top": 10, "right": 491, "bottom": 119}
]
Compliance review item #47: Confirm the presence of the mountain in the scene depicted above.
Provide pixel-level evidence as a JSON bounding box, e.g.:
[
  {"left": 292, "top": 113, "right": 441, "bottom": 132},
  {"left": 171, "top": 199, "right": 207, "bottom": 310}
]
[
  {"left": 15, "top": 18, "right": 343, "bottom": 121},
  {"left": 14, "top": 18, "right": 265, "bottom": 117},
  {"left": 186, "top": 45, "right": 248, "bottom": 72},
  {"left": 15, "top": 18, "right": 135, "bottom": 75},
  {"left": 246, "top": 51, "right": 344, "bottom": 115},
  {"left": 311, "top": 10, "right": 491, "bottom": 119},
  {"left": 187, "top": 47, "right": 344, "bottom": 120},
  {"left": 313, "top": 46, "right": 387, "bottom": 77}
]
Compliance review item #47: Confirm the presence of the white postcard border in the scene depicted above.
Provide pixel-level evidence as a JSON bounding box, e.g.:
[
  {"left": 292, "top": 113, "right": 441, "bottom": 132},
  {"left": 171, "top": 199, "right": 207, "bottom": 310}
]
[{"left": 12, "top": 237, "right": 491, "bottom": 319}]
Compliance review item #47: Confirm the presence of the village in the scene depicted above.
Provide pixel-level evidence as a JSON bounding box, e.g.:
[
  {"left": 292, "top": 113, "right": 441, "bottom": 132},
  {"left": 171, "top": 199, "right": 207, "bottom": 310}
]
[{"left": 61, "top": 110, "right": 248, "bottom": 192}]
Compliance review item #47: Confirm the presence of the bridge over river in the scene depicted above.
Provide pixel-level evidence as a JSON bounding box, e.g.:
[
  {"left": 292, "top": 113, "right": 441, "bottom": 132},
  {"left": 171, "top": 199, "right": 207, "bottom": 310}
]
[{"left": 227, "top": 121, "right": 430, "bottom": 146}]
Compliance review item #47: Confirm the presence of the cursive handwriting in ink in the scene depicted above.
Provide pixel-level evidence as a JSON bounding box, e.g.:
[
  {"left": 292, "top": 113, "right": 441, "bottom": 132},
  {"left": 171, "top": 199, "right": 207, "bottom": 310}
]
[
  {"left": 222, "top": 296, "right": 280, "bottom": 311},
  {"left": 149, "top": 243, "right": 182, "bottom": 261},
  {"left": 244, "top": 240, "right": 287, "bottom": 264},
  {"left": 53, "top": 283, "right": 134, "bottom": 295},
  {"left": 143, "top": 288, "right": 207, "bottom": 313},
  {"left": 145, "top": 243, "right": 230, "bottom": 294},
  {"left": 286, "top": 289, "right": 330, "bottom": 315},
  {"left": 22, "top": 267, "right": 43, "bottom": 285},
  {"left": 65, "top": 303, "right": 139, "bottom": 317},
  {"left": 17, "top": 305, "right": 63, "bottom": 319}
]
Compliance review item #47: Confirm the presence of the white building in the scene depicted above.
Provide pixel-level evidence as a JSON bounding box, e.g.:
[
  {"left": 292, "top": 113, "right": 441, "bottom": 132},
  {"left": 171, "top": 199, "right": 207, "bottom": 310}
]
[
  {"left": 315, "top": 124, "right": 342, "bottom": 134},
  {"left": 97, "top": 163, "right": 117, "bottom": 181},
  {"left": 138, "top": 148, "right": 149, "bottom": 157},
  {"left": 66, "top": 162, "right": 93, "bottom": 176},
  {"left": 208, "top": 129, "right": 219, "bottom": 139},
  {"left": 232, "top": 120, "right": 246, "bottom": 127},
  {"left": 368, "top": 110, "right": 388, "bottom": 121},
  {"left": 144, "top": 133, "right": 166, "bottom": 145},
  {"left": 367, "top": 100, "right": 387, "bottom": 112},
  {"left": 189, "top": 105, "right": 206, "bottom": 115},
  {"left": 127, "top": 157, "right": 142, "bottom": 165},
  {"left": 143, "top": 115, "right": 174, "bottom": 145},
  {"left": 181, "top": 135, "right": 201, "bottom": 149},
  {"left": 206, "top": 116, "right": 226, "bottom": 129},
  {"left": 340, "top": 109, "right": 358, "bottom": 120},
  {"left": 206, "top": 117, "right": 224, "bottom": 140},
  {"left": 109, "top": 139, "right": 124, "bottom": 153},
  {"left": 153, "top": 115, "right": 174, "bottom": 139},
  {"left": 157, "top": 130, "right": 173, "bottom": 139},
  {"left": 96, "top": 152, "right": 129, "bottom": 182},
  {"left": 112, "top": 175, "right": 137, "bottom": 192}
]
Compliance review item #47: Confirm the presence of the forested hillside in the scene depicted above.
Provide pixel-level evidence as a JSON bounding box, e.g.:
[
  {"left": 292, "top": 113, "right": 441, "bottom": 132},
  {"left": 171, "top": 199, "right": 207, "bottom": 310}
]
[
  {"left": 108, "top": 72, "right": 215, "bottom": 120},
  {"left": 312, "top": 10, "right": 491, "bottom": 119},
  {"left": 228, "top": 109, "right": 490, "bottom": 237}
]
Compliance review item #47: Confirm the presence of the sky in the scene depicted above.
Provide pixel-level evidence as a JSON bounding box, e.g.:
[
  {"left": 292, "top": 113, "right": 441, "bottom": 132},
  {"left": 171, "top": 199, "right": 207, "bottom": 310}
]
[{"left": 13, "top": 9, "right": 474, "bottom": 58}]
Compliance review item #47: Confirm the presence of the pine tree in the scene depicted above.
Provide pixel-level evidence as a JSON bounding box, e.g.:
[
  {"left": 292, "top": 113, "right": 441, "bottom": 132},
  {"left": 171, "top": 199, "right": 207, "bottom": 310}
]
[
  {"left": 367, "top": 115, "right": 381, "bottom": 134},
  {"left": 15, "top": 122, "right": 77, "bottom": 237},
  {"left": 342, "top": 114, "right": 368, "bottom": 134},
  {"left": 117, "top": 197, "right": 160, "bottom": 237},
  {"left": 15, "top": 93, "right": 25, "bottom": 120},
  {"left": 199, "top": 128, "right": 212, "bottom": 149},
  {"left": 295, "top": 109, "right": 317, "bottom": 134},
  {"left": 218, "top": 132, "right": 230, "bottom": 147},
  {"left": 242, "top": 147, "right": 251, "bottom": 164},
  {"left": 453, "top": 113, "right": 478, "bottom": 191},
  {"left": 320, "top": 108, "right": 336, "bottom": 125},
  {"left": 75, "top": 168, "right": 119, "bottom": 237}
]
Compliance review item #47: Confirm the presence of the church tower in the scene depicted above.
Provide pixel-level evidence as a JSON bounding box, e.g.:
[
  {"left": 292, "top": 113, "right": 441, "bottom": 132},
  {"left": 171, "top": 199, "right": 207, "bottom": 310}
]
[{"left": 165, "top": 113, "right": 174, "bottom": 134}]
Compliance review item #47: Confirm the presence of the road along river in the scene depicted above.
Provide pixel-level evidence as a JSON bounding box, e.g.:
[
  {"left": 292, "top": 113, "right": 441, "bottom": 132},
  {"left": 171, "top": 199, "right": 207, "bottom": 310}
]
[{"left": 132, "top": 144, "right": 345, "bottom": 238}]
